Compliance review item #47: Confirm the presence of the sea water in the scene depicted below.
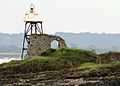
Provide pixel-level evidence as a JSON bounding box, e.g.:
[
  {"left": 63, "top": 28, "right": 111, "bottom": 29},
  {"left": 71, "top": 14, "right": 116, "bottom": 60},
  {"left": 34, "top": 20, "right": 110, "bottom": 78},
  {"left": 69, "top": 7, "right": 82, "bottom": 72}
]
[{"left": 0, "top": 53, "right": 21, "bottom": 64}]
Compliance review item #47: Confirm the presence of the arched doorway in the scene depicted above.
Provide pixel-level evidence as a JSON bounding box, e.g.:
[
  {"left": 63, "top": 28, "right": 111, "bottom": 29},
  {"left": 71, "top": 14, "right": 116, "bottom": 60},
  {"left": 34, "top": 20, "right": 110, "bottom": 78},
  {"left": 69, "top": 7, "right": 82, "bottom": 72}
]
[{"left": 51, "top": 40, "right": 59, "bottom": 49}]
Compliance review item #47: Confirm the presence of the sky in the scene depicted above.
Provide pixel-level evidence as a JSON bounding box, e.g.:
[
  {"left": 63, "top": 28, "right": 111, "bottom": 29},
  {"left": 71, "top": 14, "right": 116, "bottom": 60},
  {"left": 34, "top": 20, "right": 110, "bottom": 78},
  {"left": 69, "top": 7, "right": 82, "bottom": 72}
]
[{"left": 0, "top": 0, "right": 120, "bottom": 34}]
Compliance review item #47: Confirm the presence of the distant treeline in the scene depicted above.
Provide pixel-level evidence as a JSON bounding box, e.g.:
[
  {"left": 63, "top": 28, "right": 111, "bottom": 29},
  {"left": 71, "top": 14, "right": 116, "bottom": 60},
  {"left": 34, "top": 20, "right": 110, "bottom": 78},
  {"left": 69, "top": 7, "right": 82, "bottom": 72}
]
[
  {"left": 0, "top": 45, "right": 21, "bottom": 53},
  {"left": 0, "top": 33, "right": 23, "bottom": 53},
  {"left": 0, "top": 32, "right": 120, "bottom": 53}
]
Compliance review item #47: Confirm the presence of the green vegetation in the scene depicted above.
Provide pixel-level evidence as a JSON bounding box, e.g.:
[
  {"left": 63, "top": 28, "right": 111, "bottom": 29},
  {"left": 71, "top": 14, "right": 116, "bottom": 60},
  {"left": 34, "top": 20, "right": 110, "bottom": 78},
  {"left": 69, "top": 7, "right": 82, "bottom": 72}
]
[
  {"left": 0, "top": 48, "right": 96, "bottom": 75},
  {"left": 0, "top": 48, "right": 120, "bottom": 78},
  {"left": 78, "top": 61, "right": 120, "bottom": 69},
  {"left": 79, "top": 62, "right": 102, "bottom": 69},
  {"left": 41, "top": 48, "right": 97, "bottom": 66}
]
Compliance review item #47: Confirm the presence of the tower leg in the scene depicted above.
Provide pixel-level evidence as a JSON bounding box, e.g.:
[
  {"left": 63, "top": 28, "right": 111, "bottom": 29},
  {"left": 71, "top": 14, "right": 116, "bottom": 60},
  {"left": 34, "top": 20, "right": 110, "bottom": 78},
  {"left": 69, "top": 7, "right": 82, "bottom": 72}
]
[
  {"left": 21, "top": 37, "right": 25, "bottom": 59},
  {"left": 21, "top": 21, "right": 43, "bottom": 59},
  {"left": 21, "top": 23, "right": 27, "bottom": 59},
  {"left": 41, "top": 22, "right": 43, "bottom": 34}
]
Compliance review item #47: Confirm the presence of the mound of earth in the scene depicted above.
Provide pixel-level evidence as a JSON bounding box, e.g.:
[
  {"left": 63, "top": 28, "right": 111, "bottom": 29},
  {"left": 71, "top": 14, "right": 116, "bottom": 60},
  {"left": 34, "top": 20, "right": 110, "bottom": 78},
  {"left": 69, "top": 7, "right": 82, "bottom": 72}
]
[{"left": 0, "top": 48, "right": 120, "bottom": 85}]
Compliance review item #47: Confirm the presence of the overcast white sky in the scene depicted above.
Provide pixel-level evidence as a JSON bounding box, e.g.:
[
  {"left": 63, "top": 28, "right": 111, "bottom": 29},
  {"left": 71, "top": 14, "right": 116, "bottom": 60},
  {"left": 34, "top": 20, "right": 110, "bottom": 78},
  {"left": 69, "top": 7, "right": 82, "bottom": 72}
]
[{"left": 0, "top": 0, "right": 120, "bottom": 34}]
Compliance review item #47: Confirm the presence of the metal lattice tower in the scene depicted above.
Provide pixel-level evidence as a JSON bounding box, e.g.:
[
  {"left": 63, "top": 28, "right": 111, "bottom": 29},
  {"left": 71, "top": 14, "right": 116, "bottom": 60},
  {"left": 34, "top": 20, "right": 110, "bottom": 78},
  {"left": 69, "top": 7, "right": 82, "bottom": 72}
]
[{"left": 21, "top": 4, "right": 43, "bottom": 59}]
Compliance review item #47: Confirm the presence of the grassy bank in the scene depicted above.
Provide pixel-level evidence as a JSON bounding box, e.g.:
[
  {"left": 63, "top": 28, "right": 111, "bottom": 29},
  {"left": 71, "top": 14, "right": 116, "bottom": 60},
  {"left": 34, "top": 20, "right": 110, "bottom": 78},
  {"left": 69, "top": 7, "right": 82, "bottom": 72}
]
[
  {"left": 0, "top": 48, "right": 119, "bottom": 77},
  {"left": 0, "top": 48, "right": 120, "bottom": 85},
  {"left": 0, "top": 48, "right": 97, "bottom": 75}
]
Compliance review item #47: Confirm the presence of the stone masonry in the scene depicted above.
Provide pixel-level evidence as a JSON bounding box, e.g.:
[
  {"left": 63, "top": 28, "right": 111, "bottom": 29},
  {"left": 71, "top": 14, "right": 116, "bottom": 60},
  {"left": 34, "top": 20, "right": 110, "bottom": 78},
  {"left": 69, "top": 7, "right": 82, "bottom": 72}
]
[{"left": 28, "top": 34, "right": 67, "bottom": 57}]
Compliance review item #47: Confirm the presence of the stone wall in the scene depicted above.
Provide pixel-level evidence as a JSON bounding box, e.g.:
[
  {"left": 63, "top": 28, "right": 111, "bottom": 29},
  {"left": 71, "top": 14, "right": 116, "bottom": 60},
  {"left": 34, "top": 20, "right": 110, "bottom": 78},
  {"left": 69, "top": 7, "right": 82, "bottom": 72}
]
[{"left": 28, "top": 34, "right": 67, "bottom": 57}]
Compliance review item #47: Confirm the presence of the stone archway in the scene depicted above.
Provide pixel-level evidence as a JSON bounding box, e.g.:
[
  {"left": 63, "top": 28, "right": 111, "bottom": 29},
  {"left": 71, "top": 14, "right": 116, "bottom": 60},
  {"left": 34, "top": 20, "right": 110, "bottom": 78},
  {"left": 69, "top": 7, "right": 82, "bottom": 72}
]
[
  {"left": 28, "top": 34, "right": 67, "bottom": 57},
  {"left": 51, "top": 40, "right": 59, "bottom": 49}
]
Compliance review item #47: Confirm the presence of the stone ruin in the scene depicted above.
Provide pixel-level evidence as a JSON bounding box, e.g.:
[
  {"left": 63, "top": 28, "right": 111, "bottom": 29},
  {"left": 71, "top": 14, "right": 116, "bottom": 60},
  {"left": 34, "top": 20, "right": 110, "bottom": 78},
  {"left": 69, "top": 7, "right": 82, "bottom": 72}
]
[{"left": 28, "top": 34, "right": 67, "bottom": 57}]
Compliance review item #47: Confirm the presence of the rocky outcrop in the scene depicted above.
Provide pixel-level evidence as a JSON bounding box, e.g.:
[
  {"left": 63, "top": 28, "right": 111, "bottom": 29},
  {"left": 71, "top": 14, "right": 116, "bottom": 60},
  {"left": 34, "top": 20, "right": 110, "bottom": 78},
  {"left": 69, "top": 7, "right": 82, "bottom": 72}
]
[
  {"left": 98, "top": 52, "right": 120, "bottom": 64},
  {"left": 0, "top": 71, "right": 120, "bottom": 86},
  {"left": 28, "top": 34, "right": 67, "bottom": 57}
]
